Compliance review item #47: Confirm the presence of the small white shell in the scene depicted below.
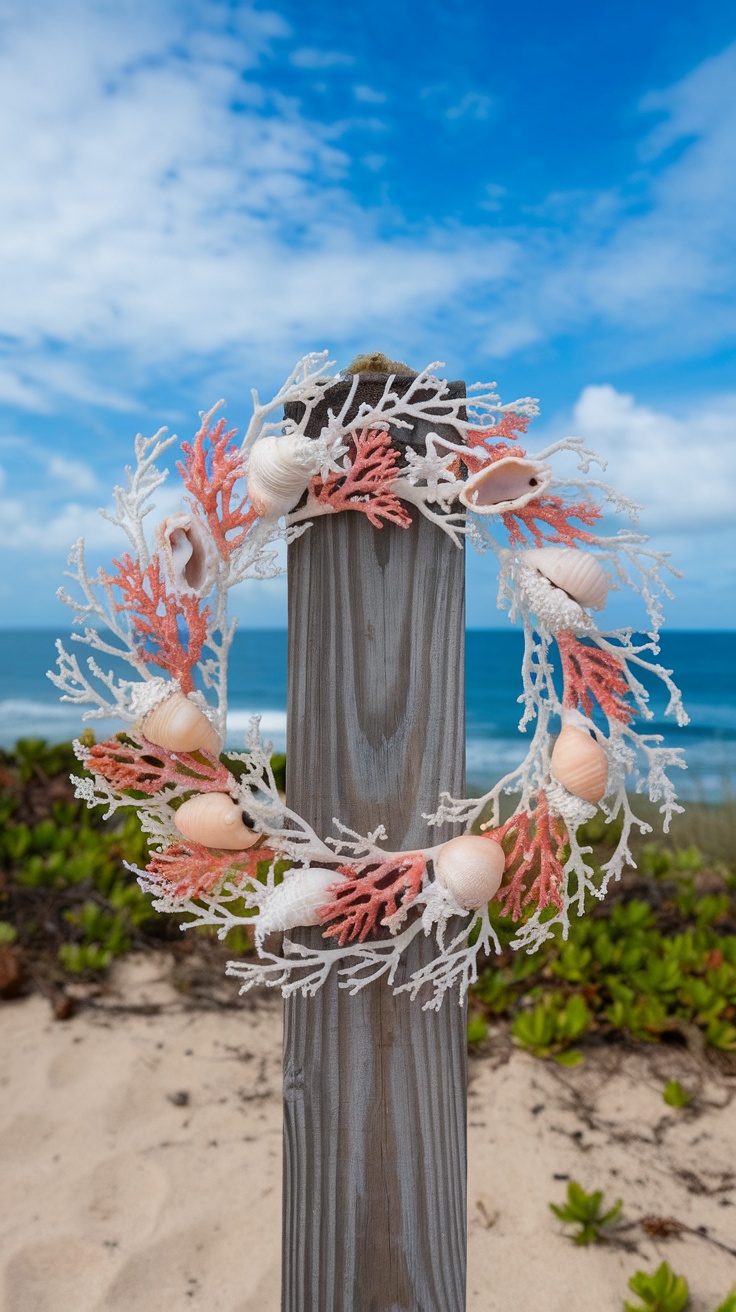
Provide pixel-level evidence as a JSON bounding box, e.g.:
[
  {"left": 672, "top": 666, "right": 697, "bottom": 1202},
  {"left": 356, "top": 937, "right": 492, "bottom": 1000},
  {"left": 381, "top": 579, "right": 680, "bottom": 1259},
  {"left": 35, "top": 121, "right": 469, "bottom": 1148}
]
[
  {"left": 434, "top": 835, "right": 506, "bottom": 910},
  {"left": 550, "top": 726, "right": 608, "bottom": 803},
  {"left": 247, "top": 434, "right": 317, "bottom": 519},
  {"left": 521, "top": 547, "right": 608, "bottom": 611},
  {"left": 257, "top": 868, "right": 347, "bottom": 936},
  {"left": 142, "top": 691, "right": 221, "bottom": 756},
  {"left": 458, "top": 457, "right": 552, "bottom": 514},
  {"left": 155, "top": 513, "right": 216, "bottom": 596},
  {"left": 174, "top": 792, "right": 260, "bottom": 850}
]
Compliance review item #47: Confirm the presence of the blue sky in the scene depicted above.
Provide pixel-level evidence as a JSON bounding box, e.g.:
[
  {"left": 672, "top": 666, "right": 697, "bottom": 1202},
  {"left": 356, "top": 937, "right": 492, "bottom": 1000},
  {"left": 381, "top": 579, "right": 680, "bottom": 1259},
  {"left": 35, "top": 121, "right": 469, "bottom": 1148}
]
[{"left": 0, "top": 0, "right": 734, "bottom": 628}]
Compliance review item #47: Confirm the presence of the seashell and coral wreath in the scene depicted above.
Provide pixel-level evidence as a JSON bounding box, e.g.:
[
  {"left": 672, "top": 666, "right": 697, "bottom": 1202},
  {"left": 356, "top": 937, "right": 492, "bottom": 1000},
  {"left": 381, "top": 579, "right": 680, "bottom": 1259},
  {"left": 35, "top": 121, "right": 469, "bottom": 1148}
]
[{"left": 50, "top": 353, "right": 688, "bottom": 1009}]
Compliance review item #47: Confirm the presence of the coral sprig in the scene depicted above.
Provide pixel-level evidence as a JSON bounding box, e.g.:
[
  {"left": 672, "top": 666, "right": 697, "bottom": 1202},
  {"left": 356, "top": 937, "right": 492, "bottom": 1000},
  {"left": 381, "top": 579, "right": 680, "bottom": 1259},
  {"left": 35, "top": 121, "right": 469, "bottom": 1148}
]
[
  {"left": 491, "top": 795, "right": 567, "bottom": 920},
  {"left": 87, "top": 735, "right": 231, "bottom": 796},
  {"left": 318, "top": 852, "right": 426, "bottom": 944},
  {"left": 146, "top": 840, "right": 275, "bottom": 899},
  {"left": 102, "top": 554, "right": 210, "bottom": 692},
  {"left": 557, "top": 631, "right": 634, "bottom": 724},
  {"left": 311, "top": 429, "right": 412, "bottom": 529},
  {"left": 179, "top": 408, "right": 256, "bottom": 558},
  {"left": 503, "top": 496, "right": 602, "bottom": 549}
]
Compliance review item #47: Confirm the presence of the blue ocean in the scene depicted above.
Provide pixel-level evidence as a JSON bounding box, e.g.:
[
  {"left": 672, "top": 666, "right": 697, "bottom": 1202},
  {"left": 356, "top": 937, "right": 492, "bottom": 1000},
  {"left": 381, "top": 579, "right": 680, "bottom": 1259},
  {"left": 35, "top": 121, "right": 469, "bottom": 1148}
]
[{"left": 0, "top": 629, "right": 733, "bottom": 802}]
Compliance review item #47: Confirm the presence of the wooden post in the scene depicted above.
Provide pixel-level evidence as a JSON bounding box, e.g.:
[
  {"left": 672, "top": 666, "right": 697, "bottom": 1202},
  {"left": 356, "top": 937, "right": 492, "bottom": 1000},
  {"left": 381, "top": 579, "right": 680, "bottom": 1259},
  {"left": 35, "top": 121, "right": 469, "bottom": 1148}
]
[{"left": 284, "top": 374, "right": 467, "bottom": 1312}]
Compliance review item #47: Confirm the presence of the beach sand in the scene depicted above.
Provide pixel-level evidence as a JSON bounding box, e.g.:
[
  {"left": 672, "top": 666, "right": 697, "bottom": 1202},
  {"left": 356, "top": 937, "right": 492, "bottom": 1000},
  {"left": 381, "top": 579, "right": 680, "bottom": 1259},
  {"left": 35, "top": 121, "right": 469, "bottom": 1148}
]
[{"left": 1, "top": 954, "right": 735, "bottom": 1312}]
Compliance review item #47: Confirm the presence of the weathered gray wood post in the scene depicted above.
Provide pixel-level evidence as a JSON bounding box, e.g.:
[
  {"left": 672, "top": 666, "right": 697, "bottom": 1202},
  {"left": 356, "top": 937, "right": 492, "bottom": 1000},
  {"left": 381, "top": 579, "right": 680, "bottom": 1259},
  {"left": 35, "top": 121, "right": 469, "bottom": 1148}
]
[{"left": 284, "top": 370, "right": 467, "bottom": 1312}]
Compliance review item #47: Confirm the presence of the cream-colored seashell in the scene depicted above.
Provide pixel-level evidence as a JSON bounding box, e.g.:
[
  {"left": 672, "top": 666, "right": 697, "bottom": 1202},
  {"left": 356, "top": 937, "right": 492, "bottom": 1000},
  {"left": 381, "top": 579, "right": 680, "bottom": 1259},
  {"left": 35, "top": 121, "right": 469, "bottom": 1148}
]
[
  {"left": 257, "top": 868, "right": 348, "bottom": 936},
  {"left": 434, "top": 835, "right": 506, "bottom": 910},
  {"left": 142, "top": 692, "right": 221, "bottom": 756},
  {"left": 174, "top": 792, "right": 260, "bottom": 850},
  {"left": 155, "top": 513, "right": 216, "bottom": 596},
  {"left": 458, "top": 457, "right": 552, "bottom": 514},
  {"left": 550, "top": 726, "right": 608, "bottom": 803},
  {"left": 247, "top": 434, "right": 316, "bottom": 519},
  {"left": 521, "top": 547, "right": 608, "bottom": 611}
]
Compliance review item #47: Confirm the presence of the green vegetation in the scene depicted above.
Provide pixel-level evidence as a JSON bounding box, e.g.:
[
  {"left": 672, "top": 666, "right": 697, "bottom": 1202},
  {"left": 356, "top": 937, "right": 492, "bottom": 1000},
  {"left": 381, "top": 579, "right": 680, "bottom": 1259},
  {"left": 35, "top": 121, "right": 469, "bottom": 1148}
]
[
  {"left": 625, "top": 1263, "right": 690, "bottom": 1312},
  {"left": 662, "top": 1079, "right": 692, "bottom": 1108},
  {"left": 471, "top": 811, "right": 736, "bottom": 1063},
  {"left": 549, "top": 1180, "right": 622, "bottom": 1245},
  {"left": 0, "top": 737, "right": 261, "bottom": 996}
]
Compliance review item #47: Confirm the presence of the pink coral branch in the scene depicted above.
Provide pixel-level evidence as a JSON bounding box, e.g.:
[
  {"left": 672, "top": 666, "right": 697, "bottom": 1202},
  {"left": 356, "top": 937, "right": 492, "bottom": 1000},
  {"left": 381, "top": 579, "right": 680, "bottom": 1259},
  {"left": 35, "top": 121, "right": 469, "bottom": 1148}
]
[
  {"left": 450, "top": 414, "right": 530, "bottom": 478},
  {"left": 178, "top": 411, "right": 256, "bottom": 558},
  {"left": 311, "top": 429, "right": 412, "bottom": 529},
  {"left": 318, "top": 852, "right": 426, "bottom": 945},
  {"left": 502, "top": 495, "right": 602, "bottom": 548},
  {"left": 87, "top": 735, "right": 232, "bottom": 796},
  {"left": 146, "top": 841, "right": 275, "bottom": 899},
  {"left": 557, "top": 630, "right": 634, "bottom": 724},
  {"left": 491, "top": 794, "right": 567, "bottom": 920},
  {"left": 102, "top": 554, "right": 210, "bottom": 692}
]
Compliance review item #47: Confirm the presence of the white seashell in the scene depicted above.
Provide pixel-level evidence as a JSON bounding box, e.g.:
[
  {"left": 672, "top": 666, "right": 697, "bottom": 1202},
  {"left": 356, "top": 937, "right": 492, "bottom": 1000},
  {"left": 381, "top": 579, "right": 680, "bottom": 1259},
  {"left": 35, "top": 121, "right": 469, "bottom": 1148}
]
[
  {"left": 521, "top": 547, "right": 608, "bottom": 611},
  {"left": 257, "top": 868, "right": 348, "bottom": 936},
  {"left": 156, "top": 513, "right": 216, "bottom": 596},
  {"left": 247, "top": 434, "right": 317, "bottom": 519},
  {"left": 550, "top": 725, "right": 608, "bottom": 803},
  {"left": 458, "top": 457, "right": 552, "bottom": 514},
  {"left": 174, "top": 792, "right": 260, "bottom": 850},
  {"left": 143, "top": 691, "right": 221, "bottom": 756},
  {"left": 434, "top": 835, "right": 506, "bottom": 910}
]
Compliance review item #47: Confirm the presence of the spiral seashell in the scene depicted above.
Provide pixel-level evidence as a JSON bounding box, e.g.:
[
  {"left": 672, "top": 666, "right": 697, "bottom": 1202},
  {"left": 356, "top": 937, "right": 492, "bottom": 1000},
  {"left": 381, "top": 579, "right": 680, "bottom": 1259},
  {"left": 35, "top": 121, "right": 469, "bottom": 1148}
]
[
  {"left": 521, "top": 547, "right": 608, "bottom": 611},
  {"left": 174, "top": 792, "right": 261, "bottom": 850},
  {"left": 257, "top": 868, "right": 348, "bottom": 936},
  {"left": 550, "top": 725, "right": 608, "bottom": 803},
  {"left": 142, "top": 691, "right": 221, "bottom": 757},
  {"left": 155, "top": 513, "right": 216, "bottom": 596},
  {"left": 458, "top": 456, "right": 552, "bottom": 514},
  {"left": 246, "top": 434, "right": 317, "bottom": 519},
  {"left": 434, "top": 835, "right": 506, "bottom": 909}
]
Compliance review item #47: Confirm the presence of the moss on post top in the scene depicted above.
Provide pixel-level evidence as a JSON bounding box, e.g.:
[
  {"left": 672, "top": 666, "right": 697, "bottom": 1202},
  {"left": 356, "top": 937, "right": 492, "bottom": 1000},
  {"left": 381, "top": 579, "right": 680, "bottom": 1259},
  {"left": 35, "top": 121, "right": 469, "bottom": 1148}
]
[{"left": 344, "top": 351, "right": 417, "bottom": 377}]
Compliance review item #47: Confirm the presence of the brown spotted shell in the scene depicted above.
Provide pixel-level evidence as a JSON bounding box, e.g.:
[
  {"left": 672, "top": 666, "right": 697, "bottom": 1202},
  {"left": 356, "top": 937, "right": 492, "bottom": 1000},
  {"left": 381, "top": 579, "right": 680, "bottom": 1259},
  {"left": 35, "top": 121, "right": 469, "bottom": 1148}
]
[
  {"left": 143, "top": 692, "right": 221, "bottom": 757},
  {"left": 174, "top": 792, "right": 260, "bottom": 850},
  {"left": 458, "top": 457, "right": 552, "bottom": 514},
  {"left": 434, "top": 835, "right": 506, "bottom": 909},
  {"left": 550, "top": 726, "right": 608, "bottom": 803}
]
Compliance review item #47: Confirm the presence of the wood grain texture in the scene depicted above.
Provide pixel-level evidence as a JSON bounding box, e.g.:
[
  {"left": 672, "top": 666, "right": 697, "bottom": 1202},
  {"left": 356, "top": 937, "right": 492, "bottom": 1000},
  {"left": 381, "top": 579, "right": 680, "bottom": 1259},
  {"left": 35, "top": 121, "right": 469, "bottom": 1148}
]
[{"left": 283, "top": 378, "right": 468, "bottom": 1312}]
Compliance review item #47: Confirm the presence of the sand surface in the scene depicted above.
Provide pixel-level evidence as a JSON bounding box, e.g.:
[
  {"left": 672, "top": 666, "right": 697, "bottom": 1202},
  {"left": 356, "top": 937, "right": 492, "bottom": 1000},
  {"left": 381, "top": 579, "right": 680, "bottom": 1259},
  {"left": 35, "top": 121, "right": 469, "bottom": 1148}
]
[{"left": 1, "top": 954, "right": 735, "bottom": 1312}]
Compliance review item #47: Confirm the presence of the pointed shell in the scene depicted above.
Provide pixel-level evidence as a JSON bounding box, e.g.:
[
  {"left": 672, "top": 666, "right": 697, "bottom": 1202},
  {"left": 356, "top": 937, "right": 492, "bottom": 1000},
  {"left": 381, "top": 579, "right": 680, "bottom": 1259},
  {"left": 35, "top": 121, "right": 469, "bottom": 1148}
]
[
  {"left": 458, "top": 457, "right": 552, "bottom": 514},
  {"left": 174, "top": 792, "right": 260, "bottom": 850},
  {"left": 143, "top": 691, "right": 221, "bottom": 756},
  {"left": 155, "top": 513, "right": 216, "bottom": 596},
  {"left": 550, "top": 726, "right": 608, "bottom": 803},
  {"left": 257, "top": 868, "right": 348, "bottom": 935},
  {"left": 522, "top": 547, "right": 608, "bottom": 611},
  {"left": 247, "top": 434, "right": 316, "bottom": 519},
  {"left": 434, "top": 835, "right": 506, "bottom": 909}
]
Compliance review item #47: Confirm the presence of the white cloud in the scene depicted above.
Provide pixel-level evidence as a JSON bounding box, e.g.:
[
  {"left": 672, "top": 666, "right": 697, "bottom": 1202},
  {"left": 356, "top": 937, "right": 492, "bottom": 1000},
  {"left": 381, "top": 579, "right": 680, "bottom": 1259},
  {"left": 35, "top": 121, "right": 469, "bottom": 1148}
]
[
  {"left": 0, "top": 4, "right": 734, "bottom": 417},
  {"left": 47, "top": 455, "right": 98, "bottom": 493},
  {"left": 290, "top": 47, "right": 354, "bottom": 69},
  {"left": 568, "top": 385, "right": 736, "bottom": 532},
  {"left": 353, "top": 85, "right": 387, "bottom": 104}
]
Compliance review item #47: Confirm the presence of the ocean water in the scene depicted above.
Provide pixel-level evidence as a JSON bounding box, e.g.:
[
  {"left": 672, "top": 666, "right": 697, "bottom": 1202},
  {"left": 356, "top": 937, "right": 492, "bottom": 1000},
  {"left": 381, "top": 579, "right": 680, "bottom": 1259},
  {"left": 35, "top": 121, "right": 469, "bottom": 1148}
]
[{"left": 0, "top": 629, "right": 733, "bottom": 803}]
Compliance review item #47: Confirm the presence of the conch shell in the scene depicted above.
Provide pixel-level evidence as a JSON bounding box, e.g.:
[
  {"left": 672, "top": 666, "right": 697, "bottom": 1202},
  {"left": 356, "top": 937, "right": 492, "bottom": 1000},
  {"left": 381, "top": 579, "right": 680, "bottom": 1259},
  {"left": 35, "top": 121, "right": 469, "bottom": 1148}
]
[
  {"left": 550, "top": 725, "right": 608, "bottom": 803},
  {"left": 155, "top": 513, "right": 216, "bottom": 596},
  {"left": 257, "top": 868, "right": 347, "bottom": 937},
  {"left": 174, "top": 792, "right": 261, "bottom": 850},
  {"left": 458, "top": 456, "right": 552, "bottom": 514},
  {"left": 434, "top": 834, "right": 506, "bottom": 909},
  {"left": 522, "top": 547, "right": 608, "bottom": 611},
  {"left": 247, "top": 434, "right": 317, "bottom": 519},
  {"left": 142, "top": 691, "right": 221, "bottom": 757}
]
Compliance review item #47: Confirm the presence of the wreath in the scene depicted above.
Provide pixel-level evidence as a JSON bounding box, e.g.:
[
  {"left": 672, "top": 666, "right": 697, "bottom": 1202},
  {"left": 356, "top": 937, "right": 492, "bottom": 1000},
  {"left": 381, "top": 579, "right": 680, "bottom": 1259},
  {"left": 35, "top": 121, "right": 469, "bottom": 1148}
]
[{"left": 51, "top": 353, "right": 687, "bottom": 1009}]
